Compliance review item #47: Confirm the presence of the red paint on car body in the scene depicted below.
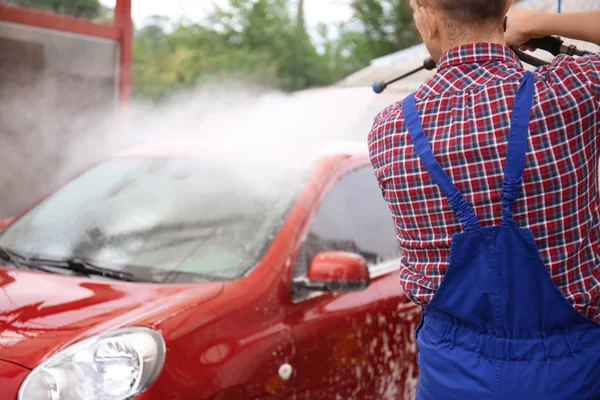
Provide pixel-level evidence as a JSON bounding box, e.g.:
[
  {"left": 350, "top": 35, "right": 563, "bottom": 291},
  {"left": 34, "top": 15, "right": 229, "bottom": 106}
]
[{"left": 0, "top": 150, "right": 420, "bottom": 399}]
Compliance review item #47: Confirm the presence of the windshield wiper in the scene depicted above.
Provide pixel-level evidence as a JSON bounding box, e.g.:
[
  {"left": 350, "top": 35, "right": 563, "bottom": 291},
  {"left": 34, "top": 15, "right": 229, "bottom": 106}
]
[
  {"left": 0, "top": 247, "right": 136, "bottom": 282},
  {"left": 0, "top": 246, "right": 33, "bottom": 269},
  {"left": 45, "top": 257, "right": 137, "bottom": 282}
]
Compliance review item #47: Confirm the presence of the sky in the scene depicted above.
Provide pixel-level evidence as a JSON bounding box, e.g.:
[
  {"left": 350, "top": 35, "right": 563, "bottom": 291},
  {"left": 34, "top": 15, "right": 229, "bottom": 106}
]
[{"left": 99, "top": 0, "right": 354, "bottom": 28}]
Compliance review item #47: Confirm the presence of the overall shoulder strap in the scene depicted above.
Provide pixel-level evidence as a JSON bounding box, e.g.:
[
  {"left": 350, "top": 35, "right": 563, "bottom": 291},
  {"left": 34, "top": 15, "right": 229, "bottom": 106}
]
[
  {"left": 501, "top": 71, "right": 535, "bottom": 226},
  {"left": 402, "top": 93, "right": 481, "bottom": 232}
]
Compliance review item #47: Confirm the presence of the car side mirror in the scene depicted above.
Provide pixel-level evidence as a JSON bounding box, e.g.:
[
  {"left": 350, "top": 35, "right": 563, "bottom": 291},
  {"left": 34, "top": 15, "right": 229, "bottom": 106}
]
[
  {"left": 0, "top": 217, "right": 14, "bottom": 231},
  {"left": 294, "top": 251, "right": 370, "bottom": 292}
]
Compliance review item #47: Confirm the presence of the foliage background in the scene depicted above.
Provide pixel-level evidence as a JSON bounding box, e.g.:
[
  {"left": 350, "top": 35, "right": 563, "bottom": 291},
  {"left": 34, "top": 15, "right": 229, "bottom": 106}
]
[{"left": 4, "top": 0, "right": 420, "bottom": 100}]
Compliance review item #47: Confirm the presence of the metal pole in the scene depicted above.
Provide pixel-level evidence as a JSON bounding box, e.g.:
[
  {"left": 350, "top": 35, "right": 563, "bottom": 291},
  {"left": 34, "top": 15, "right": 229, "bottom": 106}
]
[
  {"left": 557, "top": 0, "right": 562, "bottom": 13},
  {"left": 114, "top": 0, "right": 132, "bottom": 107}
]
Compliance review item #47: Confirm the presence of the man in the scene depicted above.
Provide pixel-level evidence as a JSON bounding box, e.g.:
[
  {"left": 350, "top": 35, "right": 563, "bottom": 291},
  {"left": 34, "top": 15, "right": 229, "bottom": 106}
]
[{"left": 368, "top": 1, "right": 600, "bottom": 399}]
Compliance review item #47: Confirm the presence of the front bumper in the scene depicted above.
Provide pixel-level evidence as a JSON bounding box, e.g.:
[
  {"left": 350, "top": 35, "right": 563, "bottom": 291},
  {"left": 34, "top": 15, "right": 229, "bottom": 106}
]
[{"left": 0, "top": 359, "right": 29, "bottom": 399}]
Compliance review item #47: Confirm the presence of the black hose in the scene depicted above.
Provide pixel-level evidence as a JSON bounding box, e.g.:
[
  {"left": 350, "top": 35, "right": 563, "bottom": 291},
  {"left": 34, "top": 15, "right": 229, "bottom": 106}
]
[{"left": 513, "top": 48, "right": 549, "bottom": 67}]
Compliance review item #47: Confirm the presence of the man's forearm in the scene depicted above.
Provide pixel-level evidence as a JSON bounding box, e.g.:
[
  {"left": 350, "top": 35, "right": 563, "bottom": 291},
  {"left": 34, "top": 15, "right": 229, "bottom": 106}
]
[{"left": 529, "top": 12, "right": 600, "bottom": 47}]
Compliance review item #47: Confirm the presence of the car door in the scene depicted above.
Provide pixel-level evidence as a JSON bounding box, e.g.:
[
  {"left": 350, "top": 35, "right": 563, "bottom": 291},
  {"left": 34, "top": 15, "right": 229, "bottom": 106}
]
[{"left": 286, "top": 163, "right": 419, "bottom": 400}]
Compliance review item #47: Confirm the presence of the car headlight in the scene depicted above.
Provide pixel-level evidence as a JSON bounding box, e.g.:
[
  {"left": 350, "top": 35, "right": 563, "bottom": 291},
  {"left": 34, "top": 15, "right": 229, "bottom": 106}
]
[{"left": 18, "top": 327, "right": 166, "bottom": 400}]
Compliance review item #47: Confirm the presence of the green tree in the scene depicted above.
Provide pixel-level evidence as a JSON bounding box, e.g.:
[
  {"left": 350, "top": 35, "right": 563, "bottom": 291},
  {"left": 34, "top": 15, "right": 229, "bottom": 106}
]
[
  {"left": 131, "top": 0, "right": 333, "bottom": 100},
  {"left": 211, "top": 0, "right": 329, "bottom": 91},
  {"left": 4, "top": 0, "right": 102, "bottom": 19},
  {"left": 331, "top": 0, "right": 421, "bottom": 73},
  {"left": 352, "top": 0, "right": 420, "bottom": 57},
  {"left": 132, "top": 14, "right": 280, "bottom": 100}
]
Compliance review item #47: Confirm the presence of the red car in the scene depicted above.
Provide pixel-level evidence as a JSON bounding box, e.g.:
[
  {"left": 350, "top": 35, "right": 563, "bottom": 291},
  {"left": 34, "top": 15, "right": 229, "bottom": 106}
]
[{"left": 0, "top": 145, "right": 420, "bottom": 400}]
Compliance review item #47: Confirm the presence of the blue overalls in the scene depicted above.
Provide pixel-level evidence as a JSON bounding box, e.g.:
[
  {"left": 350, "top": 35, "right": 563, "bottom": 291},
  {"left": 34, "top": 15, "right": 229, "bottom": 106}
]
[{"left": 402, "top": 71, "right": 600, "bottom": 399}]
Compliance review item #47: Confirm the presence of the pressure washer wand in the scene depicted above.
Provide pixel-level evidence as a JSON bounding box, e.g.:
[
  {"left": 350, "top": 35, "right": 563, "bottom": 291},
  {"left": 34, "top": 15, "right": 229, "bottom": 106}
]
[
  {"left": 525, "top": 36, "right": 587, "bottom": 57},
  {"left": 372, "top": 36, "right": 590, "bottom": 94},
  {"left": 372, "top": 57, "right": 437, "bottom": 94}
]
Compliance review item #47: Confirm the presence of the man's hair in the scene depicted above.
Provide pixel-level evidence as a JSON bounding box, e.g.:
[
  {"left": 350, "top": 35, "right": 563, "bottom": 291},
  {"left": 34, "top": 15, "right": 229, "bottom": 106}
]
[{"left": 432, "top": 0, "right": 508, "bottom": 22}]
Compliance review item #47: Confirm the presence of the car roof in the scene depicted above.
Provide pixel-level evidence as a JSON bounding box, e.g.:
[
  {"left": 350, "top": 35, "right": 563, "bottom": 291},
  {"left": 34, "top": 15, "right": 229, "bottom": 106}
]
[{"left": 117, "top": 139, "right": 369, "bottom": 170}]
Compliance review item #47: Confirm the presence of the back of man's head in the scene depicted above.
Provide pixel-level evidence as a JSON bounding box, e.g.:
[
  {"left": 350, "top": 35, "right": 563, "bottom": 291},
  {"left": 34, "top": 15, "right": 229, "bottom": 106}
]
[
  {"left": 411, "top": 0, "right": 512, "bottom": 60},
  {"left": 433, "top": 0, "right": 509, "bottom": 23}
]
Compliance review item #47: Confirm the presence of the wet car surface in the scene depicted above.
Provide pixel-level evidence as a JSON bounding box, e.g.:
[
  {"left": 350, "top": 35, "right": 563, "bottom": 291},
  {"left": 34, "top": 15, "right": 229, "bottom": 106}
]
[{"left": 0, "top": 147, "right": 420, "bottom": 399}]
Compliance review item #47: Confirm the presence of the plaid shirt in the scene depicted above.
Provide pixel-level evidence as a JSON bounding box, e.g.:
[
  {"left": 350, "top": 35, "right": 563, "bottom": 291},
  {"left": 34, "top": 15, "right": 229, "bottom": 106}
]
[{"left": 368, "top": 43, "right": 600, "bottom": 322}]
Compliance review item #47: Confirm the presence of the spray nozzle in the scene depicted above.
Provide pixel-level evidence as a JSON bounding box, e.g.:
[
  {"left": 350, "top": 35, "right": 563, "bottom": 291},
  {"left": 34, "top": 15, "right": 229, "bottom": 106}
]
[{"left": 372, "top": 57, "right": 437, "bottom": 94}]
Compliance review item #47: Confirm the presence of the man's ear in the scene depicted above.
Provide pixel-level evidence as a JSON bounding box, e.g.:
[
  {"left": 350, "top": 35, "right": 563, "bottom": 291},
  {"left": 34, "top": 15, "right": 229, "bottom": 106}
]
[{"left": 420, "top": 6, "right": 439, "bottom": 41}]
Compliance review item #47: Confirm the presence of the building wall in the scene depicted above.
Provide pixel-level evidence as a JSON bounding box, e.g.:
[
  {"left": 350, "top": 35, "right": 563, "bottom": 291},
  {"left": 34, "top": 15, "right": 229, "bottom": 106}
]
[{"left": 0, "top": 21, "right": 119, "bottom": 218}]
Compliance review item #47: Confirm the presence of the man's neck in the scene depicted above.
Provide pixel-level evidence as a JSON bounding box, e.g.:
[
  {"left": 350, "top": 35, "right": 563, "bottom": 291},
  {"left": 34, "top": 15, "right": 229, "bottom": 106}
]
[{"left": 440, "top": 31, "right": 506, "bottom": 54}]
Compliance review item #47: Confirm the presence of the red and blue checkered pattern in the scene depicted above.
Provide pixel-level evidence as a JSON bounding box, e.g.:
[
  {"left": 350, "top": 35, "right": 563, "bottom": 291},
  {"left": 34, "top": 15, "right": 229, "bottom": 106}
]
[{"left": 368, "top": 43, "right": 600, "bottom": 322}]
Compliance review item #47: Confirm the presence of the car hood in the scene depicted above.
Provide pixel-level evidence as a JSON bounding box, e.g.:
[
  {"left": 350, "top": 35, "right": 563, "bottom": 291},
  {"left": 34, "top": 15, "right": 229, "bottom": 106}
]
[{"left": 0, "top": 266, "right": 223, "bottom": 369}]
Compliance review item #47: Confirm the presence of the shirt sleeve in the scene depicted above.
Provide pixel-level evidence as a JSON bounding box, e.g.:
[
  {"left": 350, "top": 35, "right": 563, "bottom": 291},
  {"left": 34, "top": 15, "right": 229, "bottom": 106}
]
[
  {"left": 542, "top": 52, "right": 600, "bottom": 107},
  {"left": 571, "top": 52, "right": 600, "bottom": 105},
  {"left": 367, "top": 101, "right": 403, "bottom": 192}
]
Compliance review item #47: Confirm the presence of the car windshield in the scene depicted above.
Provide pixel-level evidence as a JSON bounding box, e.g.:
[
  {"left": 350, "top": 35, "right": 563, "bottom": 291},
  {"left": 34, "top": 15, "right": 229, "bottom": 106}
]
[{"left": 0, "top": 157, "right": 305, "bottom": 283}]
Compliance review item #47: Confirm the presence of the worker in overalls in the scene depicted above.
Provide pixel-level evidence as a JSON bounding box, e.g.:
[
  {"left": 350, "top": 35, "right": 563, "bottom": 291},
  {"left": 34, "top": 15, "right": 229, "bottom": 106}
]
[{"left": 368, "top": 1, "right": 600, "bottom": 398}]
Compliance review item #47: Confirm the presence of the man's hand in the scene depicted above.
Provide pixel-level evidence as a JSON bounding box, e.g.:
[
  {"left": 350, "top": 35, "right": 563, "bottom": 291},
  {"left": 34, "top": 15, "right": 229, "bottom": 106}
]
[
  {"left": 505, "top": 9, "right": 600, "bottom": 48},
  {"left": 505, "top": 8, "right": 542, "bottom": 48}
]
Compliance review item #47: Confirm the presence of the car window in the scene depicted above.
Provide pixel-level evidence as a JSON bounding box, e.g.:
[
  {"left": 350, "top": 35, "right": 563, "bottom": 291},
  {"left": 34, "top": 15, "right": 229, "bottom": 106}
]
[
  {"left": 0, "top": 157, "right": 305, "bottom": 283},
  {"left": 292, "top": 165, "right": 400, "bottom": 296}
]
